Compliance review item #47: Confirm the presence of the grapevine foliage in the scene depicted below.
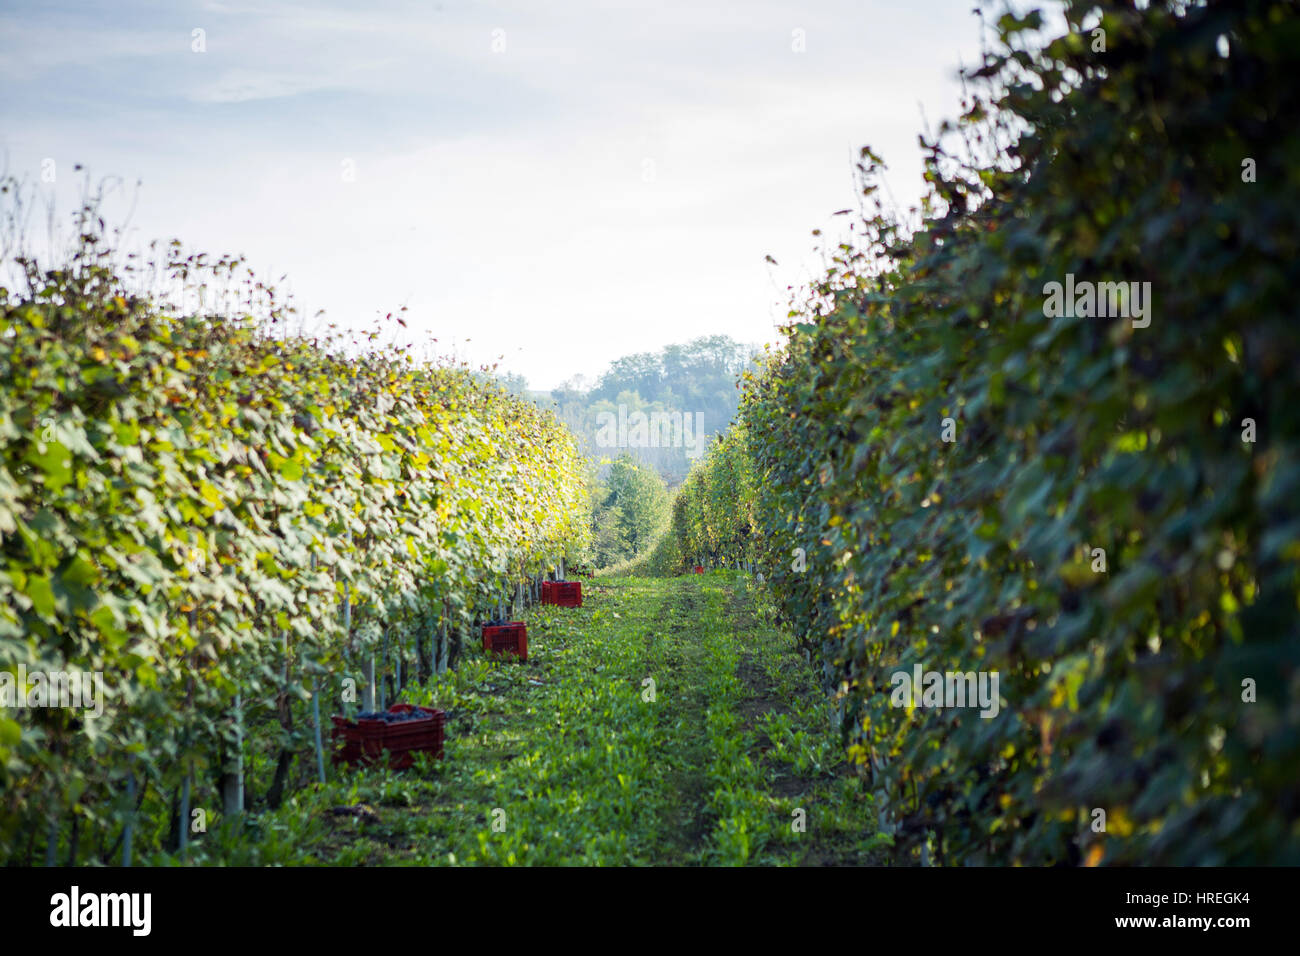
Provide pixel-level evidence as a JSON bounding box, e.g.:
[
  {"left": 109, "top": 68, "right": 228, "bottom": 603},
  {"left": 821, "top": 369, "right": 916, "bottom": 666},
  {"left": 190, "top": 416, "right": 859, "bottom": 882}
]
[
  {"left": 657, "top": 0, "right": 1300, "bottom": 864},
  {"left": 0, "top": 218, "right": 591, "bottom": 862}
]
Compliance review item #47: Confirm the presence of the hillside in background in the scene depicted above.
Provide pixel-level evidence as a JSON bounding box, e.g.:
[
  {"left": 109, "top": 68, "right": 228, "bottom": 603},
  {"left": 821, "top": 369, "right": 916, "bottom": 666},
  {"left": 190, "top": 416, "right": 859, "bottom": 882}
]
[{"left": 540, "top": 335, "right": 761, "bottom": 488}]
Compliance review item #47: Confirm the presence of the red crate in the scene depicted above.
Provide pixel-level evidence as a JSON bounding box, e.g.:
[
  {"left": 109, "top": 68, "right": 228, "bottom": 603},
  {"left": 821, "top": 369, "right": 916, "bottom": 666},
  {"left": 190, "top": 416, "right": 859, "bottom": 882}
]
[
  {"left": 331, "top": 704, "right": 446, "bottom": 769},
  {"left": 482, "top": 621, "right": 527, "bottom": 660},
  {"left": 541, "top": 580, "right": 582, "bottom": 607},
  {"left": 556, "top": 581, "right": 582, "bottom": 607},
  {"left": 693, "top": 565, "right": 705, "bottom": 574}
]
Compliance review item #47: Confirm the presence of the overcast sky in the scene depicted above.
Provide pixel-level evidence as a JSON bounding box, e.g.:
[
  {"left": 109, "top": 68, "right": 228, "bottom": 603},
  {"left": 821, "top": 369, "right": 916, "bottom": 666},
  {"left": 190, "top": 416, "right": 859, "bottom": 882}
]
[{"left": 0, "top": 0, "right": 986, "bottom": 391}]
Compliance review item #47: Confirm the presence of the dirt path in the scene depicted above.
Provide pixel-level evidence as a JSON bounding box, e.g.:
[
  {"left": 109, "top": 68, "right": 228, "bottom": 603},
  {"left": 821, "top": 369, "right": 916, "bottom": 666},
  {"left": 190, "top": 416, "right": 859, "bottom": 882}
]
[{"left": 242, "top": 573, "right": 890, "bottom": 865}]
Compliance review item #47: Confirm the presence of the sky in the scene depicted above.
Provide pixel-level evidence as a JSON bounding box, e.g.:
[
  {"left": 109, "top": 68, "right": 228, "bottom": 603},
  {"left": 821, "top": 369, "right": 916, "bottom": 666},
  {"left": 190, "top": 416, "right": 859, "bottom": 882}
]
[{"left": 0, "top": 0, "right": 987, "bottom": 391}]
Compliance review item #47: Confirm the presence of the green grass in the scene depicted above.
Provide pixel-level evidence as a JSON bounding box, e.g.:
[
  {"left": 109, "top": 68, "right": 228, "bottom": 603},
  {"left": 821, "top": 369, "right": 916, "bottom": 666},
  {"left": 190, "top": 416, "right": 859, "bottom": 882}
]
[{"left": 191, "top": 572, "right": 891, "bottom": 866}]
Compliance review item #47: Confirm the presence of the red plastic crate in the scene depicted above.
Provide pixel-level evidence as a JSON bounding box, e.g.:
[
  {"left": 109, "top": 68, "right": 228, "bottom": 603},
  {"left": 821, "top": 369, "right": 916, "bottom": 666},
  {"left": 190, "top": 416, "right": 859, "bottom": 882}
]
[
  {"left": 541, "top": 580, "right": 582, "bottom": 607},
  {"left": 331, "top": 704, "right": 446, "bottom": 769},
  {"left": 482, "top": 621, "right": 527, "bottom": 660}
]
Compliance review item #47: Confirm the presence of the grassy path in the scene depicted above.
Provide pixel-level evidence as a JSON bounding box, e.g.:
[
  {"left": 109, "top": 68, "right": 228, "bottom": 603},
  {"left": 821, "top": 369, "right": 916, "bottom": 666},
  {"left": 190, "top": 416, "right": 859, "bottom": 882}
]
[{"left": 234, "top": 573, "right": 890, "bottom": 865}]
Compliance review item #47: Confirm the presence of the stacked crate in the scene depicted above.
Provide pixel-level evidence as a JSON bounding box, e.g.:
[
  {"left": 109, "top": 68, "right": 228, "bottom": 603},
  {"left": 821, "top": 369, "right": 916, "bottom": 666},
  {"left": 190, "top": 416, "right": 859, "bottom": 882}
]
[
  {"left": 482, "top": 621, "right": 528, "bottom": 660},
  {"left": 331, "top": 704, "right": 446, "bottom": 769},
  {"left": 541, "top": 580, "right": 582, "bottom": 607}
]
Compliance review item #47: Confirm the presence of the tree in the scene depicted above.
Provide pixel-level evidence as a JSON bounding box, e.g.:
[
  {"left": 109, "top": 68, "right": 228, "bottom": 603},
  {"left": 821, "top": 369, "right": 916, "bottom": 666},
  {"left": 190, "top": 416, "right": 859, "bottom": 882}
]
[{"left": 591, "top": 454, "right": 671, "bottom": 567}]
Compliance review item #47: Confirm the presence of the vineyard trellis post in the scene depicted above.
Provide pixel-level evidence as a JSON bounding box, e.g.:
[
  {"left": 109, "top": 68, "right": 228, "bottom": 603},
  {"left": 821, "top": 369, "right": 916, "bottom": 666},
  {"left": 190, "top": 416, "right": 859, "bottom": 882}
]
[
  {"left": 221, "top": 691, "right": 244, "bottom": 820},
  {"left": 122, "top": 771, "right": 136, "bottom": 866},
  {"left": 308, "top": 668, "right": 327, "bottom": 785},
  {"left": 342, "top": 576, "right": 354, "bottom": 716},
  {"left": 179, "top": 767, "right": 191, "bottom": 858}
]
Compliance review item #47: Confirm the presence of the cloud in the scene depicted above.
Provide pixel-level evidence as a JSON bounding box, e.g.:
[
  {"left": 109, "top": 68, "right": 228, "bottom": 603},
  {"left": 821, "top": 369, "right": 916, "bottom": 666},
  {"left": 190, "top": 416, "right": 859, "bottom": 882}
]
[
  {"left": 0, "top": 19, "right": 178, "bottom": 79},
  {"left": 189, "top": 69, "right": 346, "bottom": 103},
  {"left": 0, "top": 0, "right": 987, "bottom": 390}
]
